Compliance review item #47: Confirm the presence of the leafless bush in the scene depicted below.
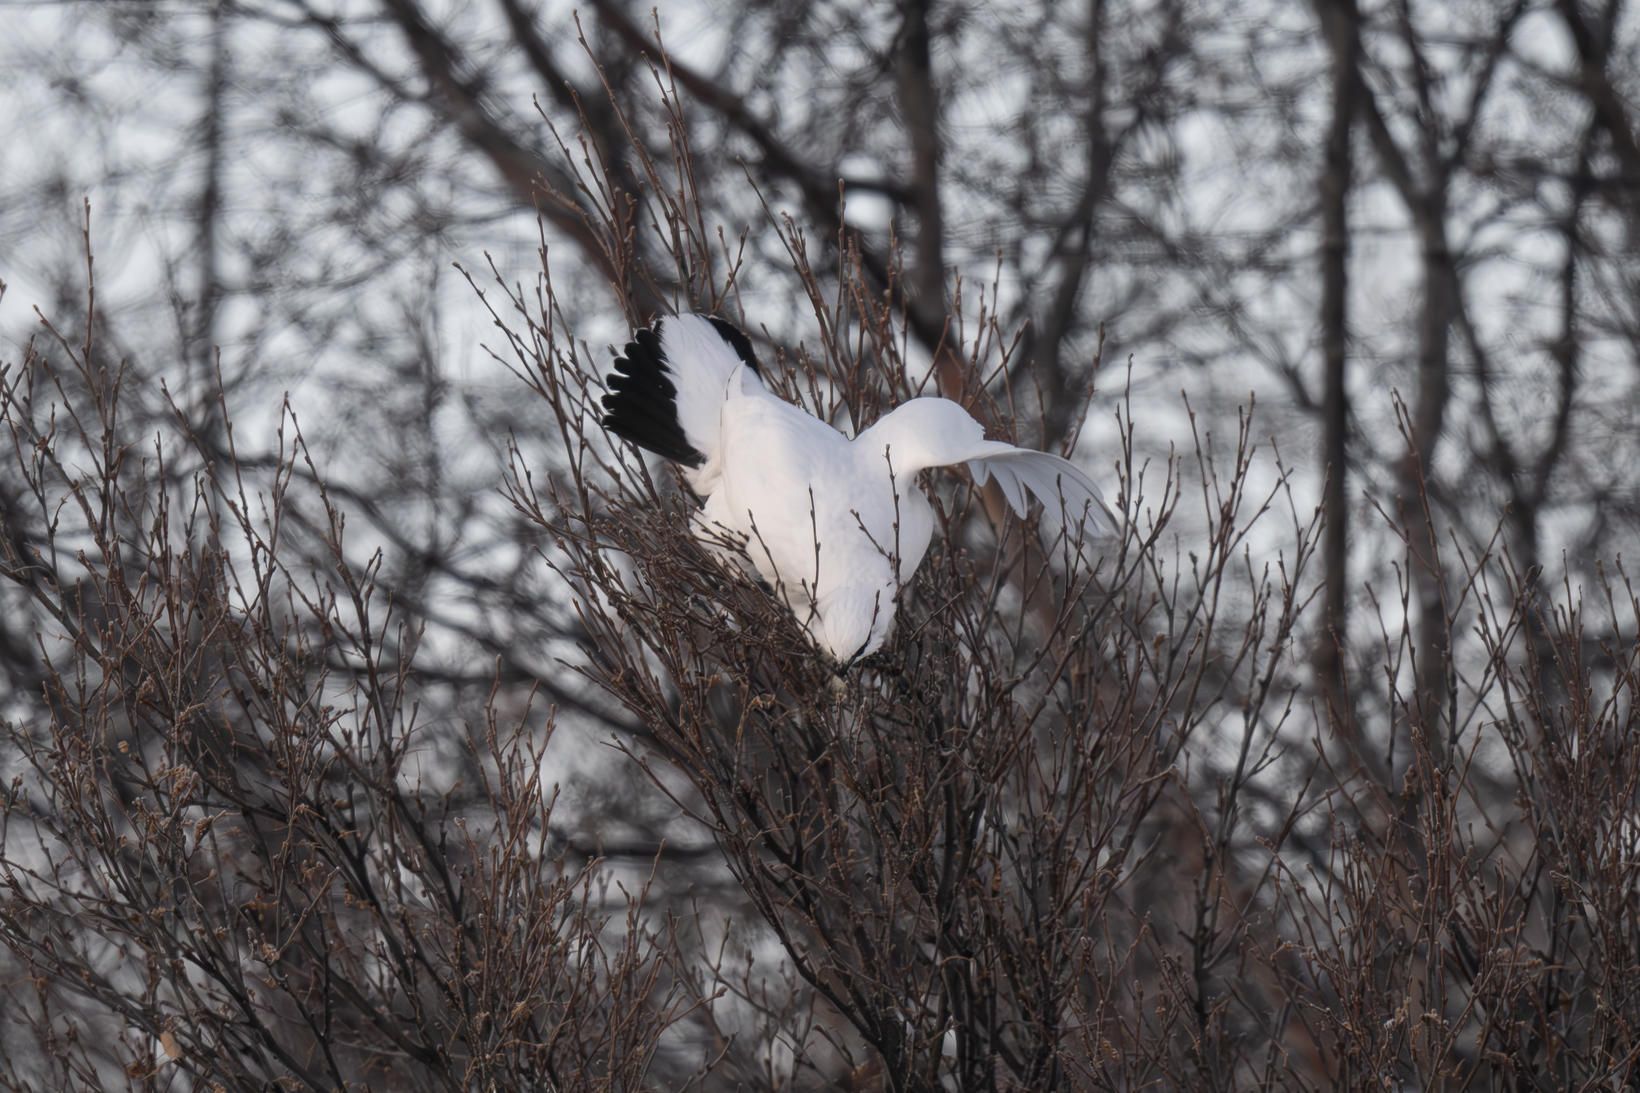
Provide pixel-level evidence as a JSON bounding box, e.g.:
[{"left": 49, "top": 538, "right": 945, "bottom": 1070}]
[
  {"left": 0, "top": 225, "right": 685, "bottom": 1089},
  {"left": 3, "top": 47, "right": 1640, "bottom": 1093}
]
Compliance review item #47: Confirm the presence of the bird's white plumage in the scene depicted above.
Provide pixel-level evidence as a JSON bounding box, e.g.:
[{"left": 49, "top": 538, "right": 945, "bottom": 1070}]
[
  {"left": 604, "top": 314, "right": 1116, "bottom": 664},
  {"left": 651, "top": 315, "right": 761, "bottom": 494}
]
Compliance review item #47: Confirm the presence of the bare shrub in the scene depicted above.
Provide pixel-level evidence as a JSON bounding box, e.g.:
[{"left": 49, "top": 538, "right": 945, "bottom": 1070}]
[
  {"left": 2, "top": 49, "right": 1639, "bottom": 1093},
  {"left": 0, "top": 226, "right": 683, "bottom": 1089}
]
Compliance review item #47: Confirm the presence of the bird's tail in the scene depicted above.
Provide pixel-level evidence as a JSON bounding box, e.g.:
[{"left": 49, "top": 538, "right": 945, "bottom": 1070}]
[{"left": 601, "top": 314, "right": 762, "bottom": 490}]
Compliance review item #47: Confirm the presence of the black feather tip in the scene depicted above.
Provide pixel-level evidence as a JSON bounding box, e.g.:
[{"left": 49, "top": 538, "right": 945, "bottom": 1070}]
[
  {"left": 600, "top": 316, "right": 761, "bottom": 468},
  {"left": 706, "top": 316, "right": 762, "bottom": 375},
  {"left": 601, "top": 319, "right": 705, "bottom": 467}
]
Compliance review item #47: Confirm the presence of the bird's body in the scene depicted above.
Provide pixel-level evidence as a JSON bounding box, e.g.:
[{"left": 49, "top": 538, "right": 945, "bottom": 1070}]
[
  {"left": 712, "top": 384, "right": 935, "bottom": 660},
  {"left": 601, "top": 314, "right": 1114, "bottom": 665}
]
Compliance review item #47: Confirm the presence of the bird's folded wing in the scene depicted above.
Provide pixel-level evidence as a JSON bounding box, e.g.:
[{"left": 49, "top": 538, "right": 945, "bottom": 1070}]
[{"left": 602, "top": 314, "right": 763, "bottom": 491}]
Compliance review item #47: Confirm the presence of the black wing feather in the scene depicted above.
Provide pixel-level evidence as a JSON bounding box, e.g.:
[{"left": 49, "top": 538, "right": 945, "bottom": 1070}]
[
  {"left": 706, "top": 317, "right": 761, "bottom": 375},
  {"left": 600, "top": 315, "right": 761, "bottom": 469},
  {"left": 600, "top": 318, "right": 705, "bottom": 467}
]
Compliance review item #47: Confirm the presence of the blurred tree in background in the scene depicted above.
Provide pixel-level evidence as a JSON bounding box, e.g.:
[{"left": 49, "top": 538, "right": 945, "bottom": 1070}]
[{"left": 1, "top": 0, "right": 1639, "bottom": 1088}]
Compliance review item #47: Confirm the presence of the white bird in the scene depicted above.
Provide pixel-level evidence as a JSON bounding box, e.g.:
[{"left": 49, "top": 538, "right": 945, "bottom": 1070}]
[{"left": 601, "top": 314, "right": 1115, "bottom": 667}]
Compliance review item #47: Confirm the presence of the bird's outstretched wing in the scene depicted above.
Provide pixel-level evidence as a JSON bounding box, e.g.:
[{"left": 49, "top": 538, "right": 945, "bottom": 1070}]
[
  {"left": 854, "top": 396, "right": 1120, "bottom": 541},
  {"left": 601, "top": 314, "right": 763, "bottom": 492},
  {"left": 967, "top": 447, "right": 1119, "bottom": 543}
]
